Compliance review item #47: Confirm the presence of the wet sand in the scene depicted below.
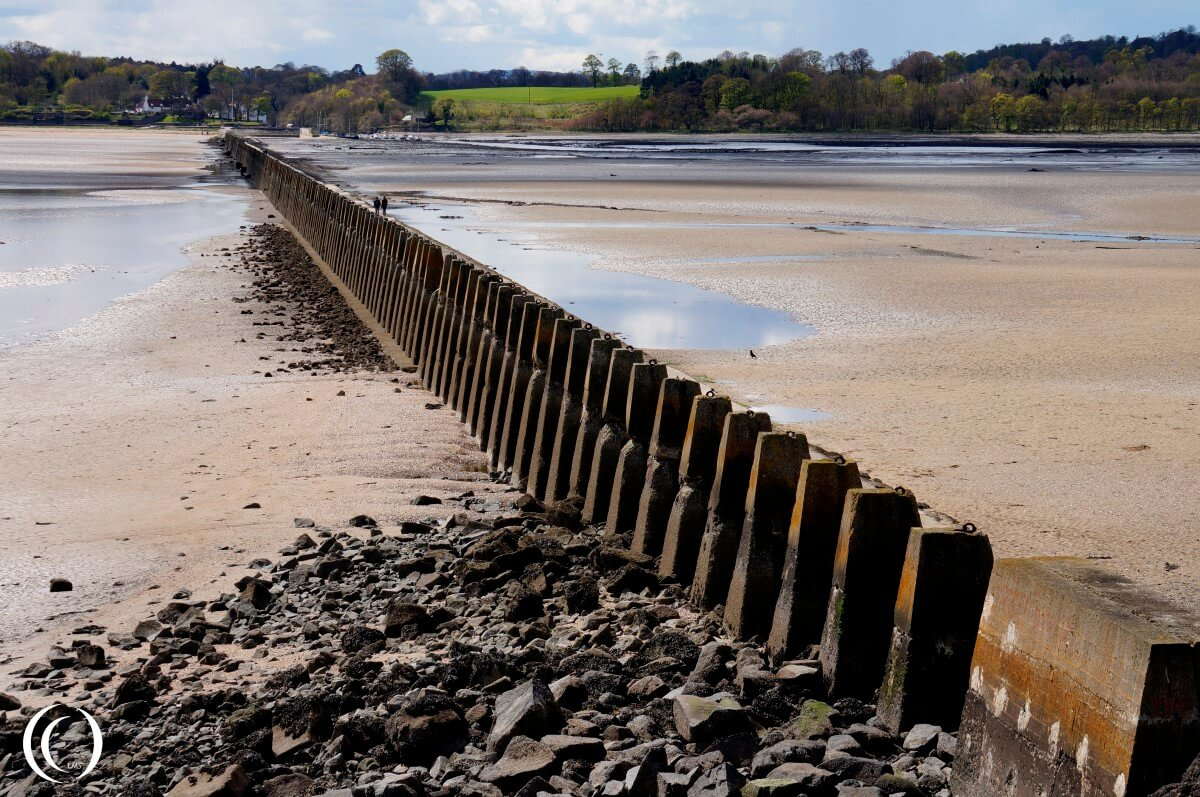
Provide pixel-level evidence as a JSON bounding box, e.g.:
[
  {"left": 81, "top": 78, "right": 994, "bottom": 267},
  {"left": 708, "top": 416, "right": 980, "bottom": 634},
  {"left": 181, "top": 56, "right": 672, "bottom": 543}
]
[
  {"left": 272, "top": 134, "right": 1200, "bottom": 610},
  {"left": 0, "top": 131, "right": 495, "bottom": 684}
]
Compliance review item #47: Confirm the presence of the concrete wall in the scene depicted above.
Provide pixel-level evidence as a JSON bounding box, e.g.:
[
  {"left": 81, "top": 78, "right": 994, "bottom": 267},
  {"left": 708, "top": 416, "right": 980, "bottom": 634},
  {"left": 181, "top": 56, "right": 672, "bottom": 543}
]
[{"left": 224, "top": 133, "right": 1200, "bottom": 796}]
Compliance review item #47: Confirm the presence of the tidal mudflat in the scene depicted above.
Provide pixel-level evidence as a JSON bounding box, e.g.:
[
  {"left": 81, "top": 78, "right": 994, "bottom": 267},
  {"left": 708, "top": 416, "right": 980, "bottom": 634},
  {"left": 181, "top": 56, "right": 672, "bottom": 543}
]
[
  {"left": 273, "top": 132, "right": 1200, "bottom": 609},
  {"left": 0, "top": 130, "right": 495, "bottom": 679}
]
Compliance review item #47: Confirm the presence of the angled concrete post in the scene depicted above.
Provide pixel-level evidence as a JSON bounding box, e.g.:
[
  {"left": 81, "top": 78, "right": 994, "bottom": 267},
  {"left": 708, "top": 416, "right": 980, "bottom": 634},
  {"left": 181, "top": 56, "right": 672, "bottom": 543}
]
[
  {"left": 766, "top": 457, "right": 862, "bottom": 663},
  {"left": 451, "top": 276, "right": 497, "bottom": 416},
  {"left": 544, "top": 326, "right": 602, "bottom": 504},
  {"left": 469, "top": 286, "right": 517, "bottom": 443},
  {"left": 484, "top": 294, "right": 531, "bottom": 466},
  {"left": 438, "top": 264, "right": 479, "bottom": 401},
  {"left": 690, "top": 410, "right": 773, "bottom": 610},
  {"left": 953, "top": 557, "right": 1200, "bottom": 797},
  {"left": 417, "top": 252, "right": 454, "bottom": 376},
  {"left": 495, "top": 300, "right": 544, "bottom": 475},
  {"left": 529, "top": 318, "right": 587, "bottom": 501},
  {"left": 510, "top": 306, "right": 565, "bottom": 491},
  {"left": 723, "top": 431, "right": 811, "bottom": 641},
  {"left": 605, "top": 361, "right": 669, "bottom": 539},
  {"left": 659, "top": 394, "right": 733, "bottom": 584},
  {"left": 430, "top": 259, "right": 469, "bottom": 395},
  {"left": 631, "top": 377, "right": 703, "bottom": 556},
  {"left": 819, "top": 487, "right": 922, "bottom": 698},
  {"left": 580, "top": 347, "right": 643, "bottom": 525},
  {"left": 876, "top": 526, "right": 993, "bottom": 733},
  {"left": 567, "top": 337, "right": 624, "bottom": 507}
]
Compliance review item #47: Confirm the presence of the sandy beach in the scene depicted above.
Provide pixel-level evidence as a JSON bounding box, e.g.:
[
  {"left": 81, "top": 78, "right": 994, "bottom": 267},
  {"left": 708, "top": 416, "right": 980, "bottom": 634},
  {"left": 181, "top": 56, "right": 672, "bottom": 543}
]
[
  {"left": 0, "top": 131, "right": 495, "bottom": 687},
  {"left": 272, "top": 133, "right": 1200, "bottom": 610}
]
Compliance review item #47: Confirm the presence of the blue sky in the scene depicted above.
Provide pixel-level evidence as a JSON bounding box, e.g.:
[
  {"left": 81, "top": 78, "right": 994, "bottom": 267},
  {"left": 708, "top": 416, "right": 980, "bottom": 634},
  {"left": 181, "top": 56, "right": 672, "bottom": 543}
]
[{"left": 0, "top": 0, "right": 1194, "bottom": 73}]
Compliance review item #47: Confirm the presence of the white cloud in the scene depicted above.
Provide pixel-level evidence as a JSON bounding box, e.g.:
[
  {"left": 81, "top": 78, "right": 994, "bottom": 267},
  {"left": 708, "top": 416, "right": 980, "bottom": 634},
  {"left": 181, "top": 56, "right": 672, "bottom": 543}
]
[{"left": 0, "top": 0, "right": 1187, "bottom": 75}]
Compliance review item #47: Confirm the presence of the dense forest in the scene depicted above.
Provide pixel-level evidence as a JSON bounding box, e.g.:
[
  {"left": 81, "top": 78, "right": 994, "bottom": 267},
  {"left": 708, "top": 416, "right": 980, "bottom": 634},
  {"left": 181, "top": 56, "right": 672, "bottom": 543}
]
[
  {"left": 2, "top": 27, "right": 1199, "bottom": 133},
  {"left": 596, "top": 28, "right": 1200, "bottom": 132}
]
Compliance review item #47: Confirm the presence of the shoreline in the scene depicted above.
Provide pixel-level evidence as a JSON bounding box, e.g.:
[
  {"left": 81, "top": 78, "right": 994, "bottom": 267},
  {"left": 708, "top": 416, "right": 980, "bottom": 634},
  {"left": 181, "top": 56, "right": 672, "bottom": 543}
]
[{"left": 0, "top": 184, "right": 498, "bottom": 686}]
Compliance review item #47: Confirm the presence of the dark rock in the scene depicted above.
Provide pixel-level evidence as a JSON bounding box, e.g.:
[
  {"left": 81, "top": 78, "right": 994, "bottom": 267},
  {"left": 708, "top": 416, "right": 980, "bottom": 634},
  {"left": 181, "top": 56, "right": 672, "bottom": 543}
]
[
  {"left": 673, "top": 695, "right": 751, "bottom": 747},
  {"left": 384, "top": 600, "right": 432, "bottom": 639},
  {"left": 166, "top": 764, "right": 250, "bottom": 796},
  {"left": 49, "top": 578, "right": 73, "bottom": 592},
  {"left": 488, "top": 679, "right": 561, "bottom": 753},
  {"left": 386, "top": 691, "right": 468, "bottom": 765},
  {"left": 340, "top": 624, "right": 385, "bottom": 654},
  {"left": 480, "top": 735, "right": 556, "bottom": 789},
  {"left": 411, "top": 495, "right": 442, "bottom": 506},
  {"left": 348, "top": 514, "right": 377, "bottom": 527}
]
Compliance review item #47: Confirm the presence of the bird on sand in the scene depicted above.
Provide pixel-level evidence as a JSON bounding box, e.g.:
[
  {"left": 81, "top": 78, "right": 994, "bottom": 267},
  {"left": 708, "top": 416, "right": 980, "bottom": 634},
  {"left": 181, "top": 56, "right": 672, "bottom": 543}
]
[{"left": 749, "top": 350, "right": 757, "bottom": 359}]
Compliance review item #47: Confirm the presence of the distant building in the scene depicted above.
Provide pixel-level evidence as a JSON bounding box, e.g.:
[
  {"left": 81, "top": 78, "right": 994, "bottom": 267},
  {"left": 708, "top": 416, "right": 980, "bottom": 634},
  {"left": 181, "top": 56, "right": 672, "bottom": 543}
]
[{"left": 136, "top": 95, "right": 171, "bottom": 113}]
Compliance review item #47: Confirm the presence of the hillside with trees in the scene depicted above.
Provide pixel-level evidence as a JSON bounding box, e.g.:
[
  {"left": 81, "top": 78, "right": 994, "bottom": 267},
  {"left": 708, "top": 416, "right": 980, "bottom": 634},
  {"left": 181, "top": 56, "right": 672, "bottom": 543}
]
[
  {"left": 3, "top": 27, "right": 1199, "bottom": 133},
  {"left": 591, "top": 28, "right": 1200, "bottom": 132}
]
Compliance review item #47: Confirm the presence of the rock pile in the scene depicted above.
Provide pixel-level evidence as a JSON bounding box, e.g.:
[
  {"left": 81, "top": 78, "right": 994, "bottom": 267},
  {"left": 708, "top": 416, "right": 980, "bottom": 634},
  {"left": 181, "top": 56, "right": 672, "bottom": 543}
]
[
  {"left": 0, "top": 498, "right": 961, "bottom": 797},
  {"left": 231, "top": 223, "right": 395, "bottom": 374}
]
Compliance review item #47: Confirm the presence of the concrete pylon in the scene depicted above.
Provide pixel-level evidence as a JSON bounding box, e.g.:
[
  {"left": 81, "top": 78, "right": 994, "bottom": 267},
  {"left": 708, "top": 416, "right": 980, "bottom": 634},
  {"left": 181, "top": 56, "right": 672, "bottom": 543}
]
[
  {"left": 876, "top": 526, "right": 993, "bottom": 733},
  {"left": 659, "top": 394, "right": 733, "bottom": 584},
  {"left": 580, "top": 348, "right": 643, "bottom": 526},
  {"left": 471, "top": 288, "right": 520, "bottom": 447},
  {"left": 819, "top": 487, "right": 922, "bottom": 698},
  {"left": 723, "top": 431, "right": 811, "bottom": 642},
  {"left": 953, "top": 557, "right": 1200, "bottom": 797},
  {"left": 491, "top": 299, "right": 540, "bottom": 473},
  {"left": 528, "top": 316, "right": 582, "bottom": 500},
  {"left": 631, "top": 378, "right": 703, "bottom": 556},
  {"left": 450, "top": 273, "right": 496, "bottom": 412},
  {"left": 510, "top": 306, "right": 565, "bottom": 491},
  {"left": 766, "top": 457, "right": 862, "bottom": 663},
  {"left": 690, "top": 410, "right": 773, "bottom": 610},
  {"left": 565, "top": 337, "right": 623, "bottom": 505},
  {"left": 543, "top": 325, "right": 601, "bottom": 504},
  {"left": 605, "top": 361, "right": 669, "bottom": 539},
  {"left": 459, "top": 279, "right": 500, "bottom": 424}
]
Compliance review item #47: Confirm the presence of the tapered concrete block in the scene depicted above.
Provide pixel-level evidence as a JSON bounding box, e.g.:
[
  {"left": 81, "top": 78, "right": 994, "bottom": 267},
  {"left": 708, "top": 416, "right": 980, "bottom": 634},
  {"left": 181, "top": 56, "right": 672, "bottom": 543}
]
[
  {"left": 690, "top": 410, "right": 773, "bottom": 610},
  {"left": 510, "top": 306, "right": 563, "bottom": 491},
  {"left": 766, "top": 457, "right": 862, "bottom": 663},
  {"left": 543, "top": 325, "right": 600, "bottom": 504},
  {"left": 456, "top": 278, "right": 498, "bottom": 421},
  {"left": 953, "top": 557, "right": 1200, "bottom": 797},
  {"left": 723, "top": 431, "right": 810, "bottom": 642},
  {"left": 631, "top": 378, "right": 702, "bottom": 556},
  {"left": 528, "top": 317, "right": 582, "bottom": 500},
  {"left": 876, "top": 526, "right": 992, "bottom": 733},
  {"left": 818, "top": 488, "right": 922, "bottom": 698},
  {"left": 563, "top": 337, "right": 621, "bottom": 501},
  {"left": 605, "top": 362, "right": 668, "bottom": 538},
  {"left": 580, "top": 348, "right": 643, "bottom": 525},
  {"left": 492, "top": 299, "right": 541, "bottom": 473},
  {"left": 659, "top": 395, "right": 733, "bottom": 583},
  {"left": 476, "top": 290, "right": 524, "bottom": 450}
]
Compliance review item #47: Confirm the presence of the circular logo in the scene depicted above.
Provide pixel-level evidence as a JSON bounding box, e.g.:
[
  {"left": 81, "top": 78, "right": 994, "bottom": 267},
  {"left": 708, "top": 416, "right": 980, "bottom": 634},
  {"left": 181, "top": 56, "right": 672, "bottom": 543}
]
[{"left": 22, "top": 704, "right": 103, "bottom": 783}]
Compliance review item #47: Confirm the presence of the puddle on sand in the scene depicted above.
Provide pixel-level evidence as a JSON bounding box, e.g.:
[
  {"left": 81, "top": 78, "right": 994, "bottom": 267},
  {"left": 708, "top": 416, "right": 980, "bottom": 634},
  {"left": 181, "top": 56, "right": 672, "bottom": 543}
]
[
  {"left": 751, "top": 405, "right": 833, "bottom": 423},
  {"left": 393, "top": 203, "right": 812, "bottom": 350},
  {"left": 0, "top": 185, "right": 247, "bottom": 347}
]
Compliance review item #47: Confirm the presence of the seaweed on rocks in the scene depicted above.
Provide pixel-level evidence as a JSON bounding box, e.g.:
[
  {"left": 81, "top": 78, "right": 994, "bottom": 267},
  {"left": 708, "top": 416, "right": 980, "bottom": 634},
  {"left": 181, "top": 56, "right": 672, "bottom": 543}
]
[{"left": 231, "top": 222, "right": 395, "bottom": 374}]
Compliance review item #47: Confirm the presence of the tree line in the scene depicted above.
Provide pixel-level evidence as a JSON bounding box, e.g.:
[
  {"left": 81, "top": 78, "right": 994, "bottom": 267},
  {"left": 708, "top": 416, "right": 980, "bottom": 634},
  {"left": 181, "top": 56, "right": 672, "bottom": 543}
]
[
  {"left": 577, "top": 28, "right": 1200, "bottom": 132},
  {"left": 4, "top": 28, "right": 1200, "bottom": 133}
]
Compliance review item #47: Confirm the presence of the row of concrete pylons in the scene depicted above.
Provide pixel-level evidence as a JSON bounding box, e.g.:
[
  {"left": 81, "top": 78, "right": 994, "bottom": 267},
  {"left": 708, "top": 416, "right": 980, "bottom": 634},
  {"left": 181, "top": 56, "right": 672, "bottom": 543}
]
[{"left": 225, "top": 133, "right": 1200, "bottom": 797}]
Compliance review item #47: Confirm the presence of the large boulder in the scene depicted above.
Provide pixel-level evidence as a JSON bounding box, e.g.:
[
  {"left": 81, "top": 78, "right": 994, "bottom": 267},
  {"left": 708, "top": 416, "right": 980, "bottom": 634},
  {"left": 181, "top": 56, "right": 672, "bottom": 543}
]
[{"left": 488, "top": 679, "right": 561, "bottom": 753}]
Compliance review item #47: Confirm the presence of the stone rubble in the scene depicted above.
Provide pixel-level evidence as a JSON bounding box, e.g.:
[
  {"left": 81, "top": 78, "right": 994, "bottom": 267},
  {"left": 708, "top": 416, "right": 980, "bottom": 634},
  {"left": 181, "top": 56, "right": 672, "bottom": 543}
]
[{"left": 0, "top": 497, "right": 961, "bottom": 797}]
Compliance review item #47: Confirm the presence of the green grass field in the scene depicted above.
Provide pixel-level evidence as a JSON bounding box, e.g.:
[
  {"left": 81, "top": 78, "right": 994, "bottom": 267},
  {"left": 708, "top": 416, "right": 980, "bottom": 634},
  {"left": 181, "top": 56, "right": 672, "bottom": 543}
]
[{"left": 421, "top": 85, "right": 639, "bottom": 105}]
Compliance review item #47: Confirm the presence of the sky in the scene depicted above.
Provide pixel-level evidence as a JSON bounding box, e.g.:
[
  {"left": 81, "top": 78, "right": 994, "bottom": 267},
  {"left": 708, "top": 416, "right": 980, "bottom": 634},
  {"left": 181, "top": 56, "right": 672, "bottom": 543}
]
[{"left": 0, "top": 0, "right": 1194, "bottom": 74}]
